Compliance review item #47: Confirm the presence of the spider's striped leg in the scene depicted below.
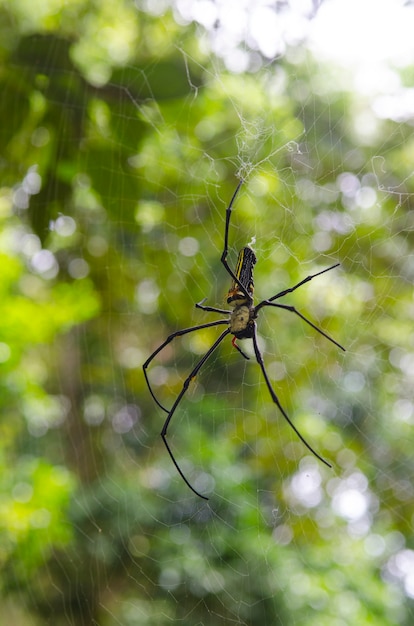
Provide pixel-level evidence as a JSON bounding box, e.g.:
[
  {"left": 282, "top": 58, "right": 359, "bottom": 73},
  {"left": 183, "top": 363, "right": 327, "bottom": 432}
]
[
  {"left": 257, "top": 301, "right": 345, "bottom": 352},
  {"left": 143, "top": 319, "right": 229, "bottom": 413},
  {"left": 251, "top": 323, "right": 332, "bottom": 468},
  {"left": 161, "top": 327, "right": 231, "bottom": 499}
]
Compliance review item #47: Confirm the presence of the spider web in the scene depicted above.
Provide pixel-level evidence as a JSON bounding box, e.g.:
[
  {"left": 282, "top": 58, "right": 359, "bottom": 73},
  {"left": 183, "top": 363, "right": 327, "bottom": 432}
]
[{"left": 2, "top": 1, "right": 414, "bottom": 625}]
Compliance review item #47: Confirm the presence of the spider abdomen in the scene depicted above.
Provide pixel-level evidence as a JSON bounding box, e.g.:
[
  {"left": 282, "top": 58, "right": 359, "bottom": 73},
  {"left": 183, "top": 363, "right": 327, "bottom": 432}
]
[{"left": 226, "top": 246, "right": 256, "bottom": 305}]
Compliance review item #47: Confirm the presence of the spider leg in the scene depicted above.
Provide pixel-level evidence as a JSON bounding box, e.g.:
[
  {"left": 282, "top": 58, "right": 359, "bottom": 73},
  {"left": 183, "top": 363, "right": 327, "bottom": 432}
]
[
  {"left": 143, "top": 319, "right": 229, "bottom": 413},
  {"left": 161, "top": 327, "right": 231, "bottom": 499},
  {"left": 196, "top": 298, "right": 231, "bottom": 315},
  {"left": 223, "top": 179, "right": 244, "bottom": 257},
  {"left": 257, "top": 263, "right": 340, "bottom": 306},
  {"left": 232, "top": 335, "right": 250, "bottom": 360},
  {"left": 257, "top": 302, "right": 345, "bottom": 352},
  {"left": 251, "top": 324, "right": 332, "bottom": 468},
  {"left": 220, "top": 179, "right": 252, "bottom": 302}
]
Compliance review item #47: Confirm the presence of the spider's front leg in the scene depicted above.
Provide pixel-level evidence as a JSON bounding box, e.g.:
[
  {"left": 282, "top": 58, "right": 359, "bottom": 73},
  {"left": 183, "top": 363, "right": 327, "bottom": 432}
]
[
  {"left": 251, "top": 323, "right": 332, "bottom": 468},
  {"left": 161, "top": 327, "right": 231, "bottom": 500},
  {"left": 143, "top": 319, "right": 229, "bottom": 413}
]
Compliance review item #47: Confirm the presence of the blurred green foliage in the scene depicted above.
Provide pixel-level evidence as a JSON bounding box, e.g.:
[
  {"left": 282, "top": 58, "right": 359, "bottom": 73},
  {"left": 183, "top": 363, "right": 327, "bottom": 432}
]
[{"left": 0, "top": 1, "right": 413, "bottom": 625}]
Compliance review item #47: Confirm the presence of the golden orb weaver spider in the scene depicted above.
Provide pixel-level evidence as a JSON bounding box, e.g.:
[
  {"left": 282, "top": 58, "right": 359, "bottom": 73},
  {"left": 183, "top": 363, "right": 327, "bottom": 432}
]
[{"left": 143, "top": 179, "right": 345, "bottom": 499}]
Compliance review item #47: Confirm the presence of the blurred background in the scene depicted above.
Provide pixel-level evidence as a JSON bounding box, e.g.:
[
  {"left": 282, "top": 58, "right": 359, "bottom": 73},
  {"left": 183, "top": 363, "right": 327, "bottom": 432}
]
[{"left": 1, "top": 0, "right": 414, "bottom": 624}]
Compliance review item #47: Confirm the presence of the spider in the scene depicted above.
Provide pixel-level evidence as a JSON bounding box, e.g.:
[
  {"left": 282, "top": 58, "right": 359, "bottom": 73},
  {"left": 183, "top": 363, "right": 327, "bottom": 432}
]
[{"left": 143, "top": 179, "right": 345, "bottom": 499}]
